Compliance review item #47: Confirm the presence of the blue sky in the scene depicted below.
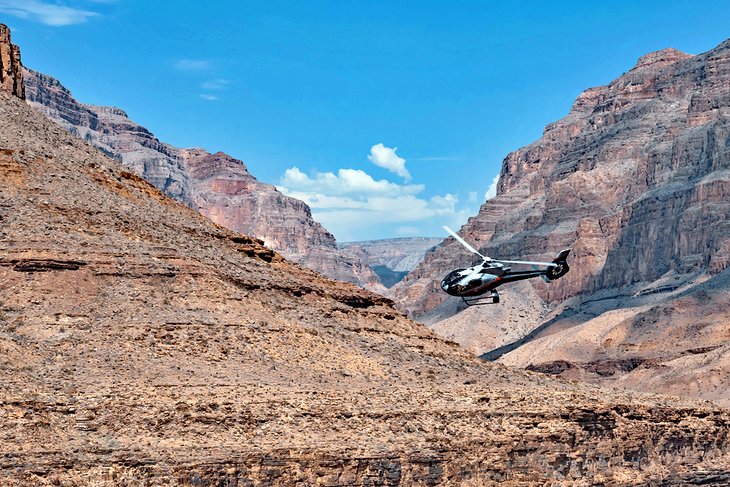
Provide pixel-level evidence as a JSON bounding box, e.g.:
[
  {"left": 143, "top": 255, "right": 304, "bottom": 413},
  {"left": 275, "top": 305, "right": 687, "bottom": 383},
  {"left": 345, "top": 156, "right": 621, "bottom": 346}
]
[{"left": 4, "top": 1, "right": 730, "bottom": 241}]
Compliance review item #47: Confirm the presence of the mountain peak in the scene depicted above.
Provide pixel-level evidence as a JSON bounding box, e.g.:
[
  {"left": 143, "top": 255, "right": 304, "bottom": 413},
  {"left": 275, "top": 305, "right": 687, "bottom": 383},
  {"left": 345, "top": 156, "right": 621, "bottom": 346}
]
[{"left": 632, "top": 47, "right": 692, "bottom": 70}]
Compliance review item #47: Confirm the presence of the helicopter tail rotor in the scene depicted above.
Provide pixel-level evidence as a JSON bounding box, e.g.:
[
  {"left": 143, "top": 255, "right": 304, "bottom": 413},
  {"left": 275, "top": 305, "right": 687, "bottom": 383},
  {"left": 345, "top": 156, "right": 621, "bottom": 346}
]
[{"left": 544, "top": 249, "right": 571, "bottom": 280}]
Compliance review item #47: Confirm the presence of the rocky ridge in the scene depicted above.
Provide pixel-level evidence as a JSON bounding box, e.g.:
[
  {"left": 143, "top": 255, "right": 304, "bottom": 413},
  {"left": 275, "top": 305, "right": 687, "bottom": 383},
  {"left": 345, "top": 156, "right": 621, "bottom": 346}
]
[
  {"left": 394, "top": 41, "right": 730, "bottom": 403},
  {"left": 23, "top": 66, "right": 383, "bottom": 291},
  {"left": 2, "top": 57, "right": 730, "bottom": 484}
]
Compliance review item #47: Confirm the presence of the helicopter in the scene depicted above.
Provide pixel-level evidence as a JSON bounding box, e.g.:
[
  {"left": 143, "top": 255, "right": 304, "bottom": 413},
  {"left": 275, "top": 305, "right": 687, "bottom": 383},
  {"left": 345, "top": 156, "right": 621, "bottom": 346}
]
[{"left": 439, "top": 226, "right": 571, "bottom": 305}]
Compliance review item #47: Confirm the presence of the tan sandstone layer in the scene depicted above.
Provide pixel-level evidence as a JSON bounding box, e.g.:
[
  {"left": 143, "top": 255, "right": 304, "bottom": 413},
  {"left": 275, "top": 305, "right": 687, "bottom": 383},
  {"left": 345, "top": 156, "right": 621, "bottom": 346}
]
[{"left": 0, "top": 24, "right": 23, "bottom": 99}]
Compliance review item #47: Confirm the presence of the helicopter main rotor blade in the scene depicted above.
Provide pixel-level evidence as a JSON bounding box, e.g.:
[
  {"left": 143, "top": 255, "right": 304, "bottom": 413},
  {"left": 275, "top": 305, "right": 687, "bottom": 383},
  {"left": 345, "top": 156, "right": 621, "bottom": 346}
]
[
  {"left": 494, "top": 259, "right": 558, "bottom": 267},
  {"left": 442, "top": 226, "right": 489, "bottom": 260}
]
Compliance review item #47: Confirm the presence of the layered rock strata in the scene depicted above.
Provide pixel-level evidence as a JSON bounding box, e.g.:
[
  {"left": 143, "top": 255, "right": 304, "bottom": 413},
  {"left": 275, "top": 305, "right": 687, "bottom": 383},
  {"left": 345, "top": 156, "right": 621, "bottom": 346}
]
[
  {"left": 340, "top": 237, "right": 443, "bottom": 272},
  {"left": 23, "top": 67, "right": 382, "bottom": 291},
  {"left": 497, "top": 268, "right": 730, "bottom": 407},
  {"left": 0, "top": 24, "right": 23, "bottom": 99},
  {"left": 2, "top": 86, "right": 730, "bottom": 484},
  {"left": 181, "top": 148, "right": 384, "bottom": 291}
]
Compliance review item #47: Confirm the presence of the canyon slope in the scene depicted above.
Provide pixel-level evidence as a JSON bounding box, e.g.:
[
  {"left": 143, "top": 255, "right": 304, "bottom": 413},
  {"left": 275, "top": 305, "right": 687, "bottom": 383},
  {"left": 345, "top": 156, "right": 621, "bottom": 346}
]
[
  {"left": 2, "top": 40, "right": 730, "bottom": 484},
  {"left": 23, "top": 67, "right": 383, "bottom": 291},
  {"left": 394, "top": 42, "right": 730, "bottom": 403},
  {"left": 340, "top": 237, "right": 442, "bottom": 287}
]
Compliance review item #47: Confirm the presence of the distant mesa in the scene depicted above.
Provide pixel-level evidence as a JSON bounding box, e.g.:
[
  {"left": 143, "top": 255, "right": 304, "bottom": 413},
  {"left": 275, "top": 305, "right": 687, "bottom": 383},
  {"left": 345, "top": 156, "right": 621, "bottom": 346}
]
[{"left": 339, "top": 237, "right": 443, "bottom": 288}]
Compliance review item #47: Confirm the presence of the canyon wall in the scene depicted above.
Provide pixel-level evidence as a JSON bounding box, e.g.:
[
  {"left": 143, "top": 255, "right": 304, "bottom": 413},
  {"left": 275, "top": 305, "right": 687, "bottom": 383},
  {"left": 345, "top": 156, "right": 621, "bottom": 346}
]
[
  {"left": 0, "top": 24, "right": 23, "bottom": 99},
  {"left": 340, "top": 237, "right": 443, "bottom": 287},
  {"left": 396, "top": 43, "right": 730, "bottom": 322}
]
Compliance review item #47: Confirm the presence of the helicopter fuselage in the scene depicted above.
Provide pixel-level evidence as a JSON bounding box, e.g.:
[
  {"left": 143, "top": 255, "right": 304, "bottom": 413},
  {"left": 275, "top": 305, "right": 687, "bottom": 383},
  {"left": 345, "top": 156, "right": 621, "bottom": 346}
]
[{"left": 440, "top": 261, "right": 506, "bottom": 297}]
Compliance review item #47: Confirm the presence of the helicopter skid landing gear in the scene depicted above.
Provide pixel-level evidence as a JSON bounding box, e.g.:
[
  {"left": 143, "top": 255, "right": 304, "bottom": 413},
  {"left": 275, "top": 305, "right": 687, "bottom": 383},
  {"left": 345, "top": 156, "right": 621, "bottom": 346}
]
[{"left": 462, "top": 290, "right": 500, "bottom": 306}]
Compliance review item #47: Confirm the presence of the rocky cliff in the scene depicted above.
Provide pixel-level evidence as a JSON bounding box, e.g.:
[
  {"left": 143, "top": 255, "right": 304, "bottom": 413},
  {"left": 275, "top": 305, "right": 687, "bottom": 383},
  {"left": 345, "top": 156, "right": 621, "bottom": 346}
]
[
  {"left": 0, "top": 24, "right": 23, "bottom": 99},
  {"left": 394, "top": 41, "right": 730, "bottom": 403},
  {"left": 2, "top": 78, "right": 730, "bottom": 485},
  {"left": 24, "top": 68, "right": 190, "bottom": 202},
  {"left": 23, "top": 67, "right": 383, "bottom": 291}
]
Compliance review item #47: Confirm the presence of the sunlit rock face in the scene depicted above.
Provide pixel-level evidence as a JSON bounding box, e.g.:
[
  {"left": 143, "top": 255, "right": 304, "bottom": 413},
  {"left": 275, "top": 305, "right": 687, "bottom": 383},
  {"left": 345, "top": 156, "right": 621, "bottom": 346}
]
[
  {"left": 0, "top": 24, "right": 24, "bottom": 99},
  {"left": 3, "top": 23, "right": 730, "bottom": 482},
  {"left": 397, "top": 42, "right": 729, "bottom": 318}
]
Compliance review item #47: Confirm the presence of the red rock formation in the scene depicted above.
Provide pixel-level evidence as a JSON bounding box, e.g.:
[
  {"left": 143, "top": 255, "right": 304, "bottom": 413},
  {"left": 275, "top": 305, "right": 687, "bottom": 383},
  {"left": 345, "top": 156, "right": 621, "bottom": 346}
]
[
  {"left": 395, "top": 41, "right": 730, "bottom": 402},
  {"left": 23, "top": 67, "right": 384, "bottom": 291},
  {"left": 182, "top": 148, "right": 337, "bottom": 254},
  {"left": 0, "top": 24, "right": 24, "bottom": 99},
  {"left": 2, "top": 86, "right": 730, "bottom": 485}
]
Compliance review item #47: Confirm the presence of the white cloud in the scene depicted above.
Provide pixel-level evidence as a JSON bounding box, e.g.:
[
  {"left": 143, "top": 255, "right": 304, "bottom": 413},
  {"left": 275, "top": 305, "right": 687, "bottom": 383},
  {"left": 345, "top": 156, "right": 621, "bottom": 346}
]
[
  {"left": 278, "top": 191, "right": 368, "bottom": 210},
  {"left": 484, "top": 173, "right": 500, "bottom": 200},
  {"left": 200, "top": 94, "right": 219, "bottom": 101},
  {"left": 201, "top": 79, "right": 229, "bottom": 90},
  {"left": 0, "top": 0, "right": 98, "bottom": 26},
  {"left": 368, "top": 143, "right": 411, "bottom": 181},
  {"left": 280, "top": 167, "right": 423, "bottom": 197},
  {"left": 174, "top": 59, "right": 210, "bottom": 71},
  {"left": 279, "top": 164, "right": 476, "bottom": 241}
]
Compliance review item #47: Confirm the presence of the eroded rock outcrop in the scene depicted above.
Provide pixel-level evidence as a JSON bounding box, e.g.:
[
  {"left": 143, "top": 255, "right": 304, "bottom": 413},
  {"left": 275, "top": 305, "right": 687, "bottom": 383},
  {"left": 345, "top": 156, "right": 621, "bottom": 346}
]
[
  {"left": 181, "top": 147, "right": 385, "bottom": 291},
  {"left": 394, "top": 40, "right": 730, "bottom": 403},
  {"left": 0, "top": 24, "right": 23, "bottom": 99},
  {"left": 1, "top": 87, "right": 730, "bottom": 485},
  {"left": 23, "top": 67, "right": 383, "bottom": 291}
]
